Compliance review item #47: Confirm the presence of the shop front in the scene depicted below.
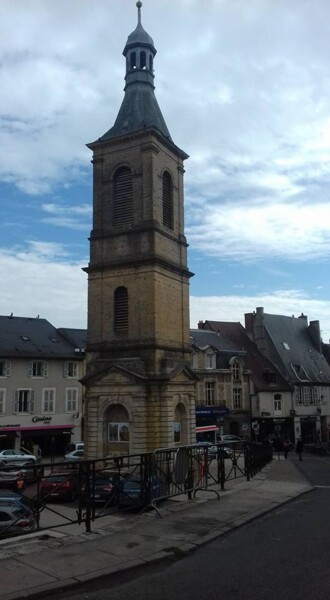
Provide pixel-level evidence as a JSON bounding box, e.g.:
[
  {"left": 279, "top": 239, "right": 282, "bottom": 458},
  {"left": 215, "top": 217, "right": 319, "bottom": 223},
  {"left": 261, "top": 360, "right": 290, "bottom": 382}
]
[
  {"left": 196, "top": 406, "right": 231, "bottom": 442},
  {"left": 0, "top": 414, "right": 81, "bottom": 458},
  {"left": 252, "top": 417, "right": 294, "bottom": 446}
]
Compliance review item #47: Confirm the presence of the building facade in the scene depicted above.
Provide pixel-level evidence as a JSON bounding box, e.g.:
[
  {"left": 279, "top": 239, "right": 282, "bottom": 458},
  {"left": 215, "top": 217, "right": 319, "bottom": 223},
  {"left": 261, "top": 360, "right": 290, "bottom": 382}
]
[
  {"left": 245, "top": 307, "right": 330, "bottom": 443},
  {"left": 191, "top": 329, "right": 251, "bottom": 440},
  {"left": 198, "top": 320, "right": 293, "bottom": 444},
  {"left": 83, "top": 3, "right": 196, "bottom": 458},
  {"left": 0, "top": 316, "right": 85, "bottom": 456}
]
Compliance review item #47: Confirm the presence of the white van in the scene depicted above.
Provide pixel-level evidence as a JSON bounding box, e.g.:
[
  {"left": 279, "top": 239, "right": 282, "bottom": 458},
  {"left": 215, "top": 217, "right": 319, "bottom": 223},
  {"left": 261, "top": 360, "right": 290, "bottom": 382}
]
[{"left": 65, "top": 441, "right": 84, "bottom": 454}]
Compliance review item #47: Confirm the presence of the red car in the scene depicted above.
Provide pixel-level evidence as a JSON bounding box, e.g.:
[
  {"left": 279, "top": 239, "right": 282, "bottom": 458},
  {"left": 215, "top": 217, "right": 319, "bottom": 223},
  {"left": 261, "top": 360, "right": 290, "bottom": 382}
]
[{"left": 39, "top": 471, "right": 79, "bottom": 502}]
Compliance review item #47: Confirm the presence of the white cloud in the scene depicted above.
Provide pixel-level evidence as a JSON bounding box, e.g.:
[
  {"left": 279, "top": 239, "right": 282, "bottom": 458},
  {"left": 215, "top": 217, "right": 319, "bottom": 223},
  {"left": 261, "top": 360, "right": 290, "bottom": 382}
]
[{"left": 0, "top": 245, "right": 87, "bottom": 329}]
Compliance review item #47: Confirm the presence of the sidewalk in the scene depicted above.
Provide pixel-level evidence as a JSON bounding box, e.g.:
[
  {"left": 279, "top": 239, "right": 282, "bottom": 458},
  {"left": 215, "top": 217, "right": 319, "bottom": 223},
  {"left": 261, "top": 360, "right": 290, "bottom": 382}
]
[{"left": 0, "top": 457, "right": 313, "bottom": 600}]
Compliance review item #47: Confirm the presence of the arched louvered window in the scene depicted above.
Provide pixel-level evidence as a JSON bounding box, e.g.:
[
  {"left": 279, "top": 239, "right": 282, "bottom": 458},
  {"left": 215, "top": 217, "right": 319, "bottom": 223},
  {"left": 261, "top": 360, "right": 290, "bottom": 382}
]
[
  {"left": 130, "top": 52, "right": 136, "bottom": 70},
  {"left": 149, "top": 55, "right": 153, "bottom": 71},
  {"left": 113, "top": 167, "right": 133, "bottom": 226},
  {"left": 140, "top": 51, "right": 146, "bottom": 69},
  {"left": 162, "top": 171, "right": 173, "bottom": 229},
  {"left": 114, "top": 287, "right": 128, "bottom": 333}
]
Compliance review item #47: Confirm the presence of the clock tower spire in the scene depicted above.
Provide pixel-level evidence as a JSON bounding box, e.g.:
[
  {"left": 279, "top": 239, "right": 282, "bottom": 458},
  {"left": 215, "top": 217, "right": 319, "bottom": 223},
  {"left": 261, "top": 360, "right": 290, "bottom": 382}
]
[{"left": 83, "top": 2, "right": 196, "bottom": 457}]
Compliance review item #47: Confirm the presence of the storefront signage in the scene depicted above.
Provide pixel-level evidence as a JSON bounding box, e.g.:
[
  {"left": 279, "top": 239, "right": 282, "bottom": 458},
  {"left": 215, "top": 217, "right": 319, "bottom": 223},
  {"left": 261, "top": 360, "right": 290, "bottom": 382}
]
[
  {"left": 196, "top": 407, "right": 231, "bottom": 416},
  {"left": 31, "top": 416, "right": 52, "bottom": 424},
  {"left": 0, "top": 423, "right": 20, "bottom": 428}
]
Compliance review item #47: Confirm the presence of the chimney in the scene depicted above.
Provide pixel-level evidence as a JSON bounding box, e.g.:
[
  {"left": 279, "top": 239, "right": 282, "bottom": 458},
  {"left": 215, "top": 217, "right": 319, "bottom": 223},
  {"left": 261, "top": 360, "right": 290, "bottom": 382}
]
[{"left": 308, "top": 320, "right": 322, "bottom": 352}]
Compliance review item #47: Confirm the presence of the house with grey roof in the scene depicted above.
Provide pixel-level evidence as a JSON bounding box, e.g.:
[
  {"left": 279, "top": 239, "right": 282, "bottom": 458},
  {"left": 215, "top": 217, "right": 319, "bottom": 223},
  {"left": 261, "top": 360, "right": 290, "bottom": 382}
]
[
  {"left": 198, "top": 320, "right": 293, "bottom": 444},
  {"left": 0, "top": 315, "right": 86, "bottom": 457},
  {"left": 190, "top": 329, "right": 251, "bottom": 440},
  {"left": 245, "top": 307, "right": 330, "bottom": 444}
]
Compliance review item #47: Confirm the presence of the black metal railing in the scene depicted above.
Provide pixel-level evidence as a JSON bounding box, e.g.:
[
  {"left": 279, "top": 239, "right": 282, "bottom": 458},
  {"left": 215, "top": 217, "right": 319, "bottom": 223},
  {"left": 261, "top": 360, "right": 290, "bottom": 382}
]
[{"left": 0, "top": 441, "right": 272, "bottom": 537}]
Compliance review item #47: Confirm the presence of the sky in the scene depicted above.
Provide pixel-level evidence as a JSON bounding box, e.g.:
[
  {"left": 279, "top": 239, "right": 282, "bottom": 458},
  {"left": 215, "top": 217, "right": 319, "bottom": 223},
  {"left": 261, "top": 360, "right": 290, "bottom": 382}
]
[{"left": 1, "top": 0, "right": 330, "bottom": 342}]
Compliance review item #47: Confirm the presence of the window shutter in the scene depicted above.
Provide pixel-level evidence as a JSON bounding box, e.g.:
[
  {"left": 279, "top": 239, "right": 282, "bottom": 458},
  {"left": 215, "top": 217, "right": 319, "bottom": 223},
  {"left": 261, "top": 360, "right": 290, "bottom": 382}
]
[
  {"left": 27, "top": 362, "right": 33, "bottom": 378},
  {"left": 114, "top": 287, "right": 128, "bottom": 333},
  {"left": 113, "top": 167, "right": 133, "bottom": 226},
  {"left": 5, "top": 361, "right": 11, "bottom": 377},
  {"left": 29, "top": 390, "right": 35, "bottom": 413},
  {"left": 162, "top": 171, "right": 173, "bottom": 229},
  {"left": 63, "top": 362, "right": 69, "bottom": 378},
  {"left": 13, "top": 391, "right": 19, "bottom": 414},
  {"left": 43, "top": 362, "right": 48, "bottom": 377}
]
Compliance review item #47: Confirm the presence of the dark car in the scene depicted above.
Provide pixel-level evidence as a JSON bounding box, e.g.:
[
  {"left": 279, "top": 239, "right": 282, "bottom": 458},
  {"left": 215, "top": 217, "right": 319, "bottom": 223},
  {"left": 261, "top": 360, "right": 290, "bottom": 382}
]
[
  {"left": 120, "top": 474, "right": 163, "bottom": 508},
  {"left": 81, "top": 471, "right": 123, "bottom": 506},
  {"left": 0, "top": 505, "right": 36, "bottom": 538},
  {"left": 40, "top": 471, "right": 79, "bottom": 502}
]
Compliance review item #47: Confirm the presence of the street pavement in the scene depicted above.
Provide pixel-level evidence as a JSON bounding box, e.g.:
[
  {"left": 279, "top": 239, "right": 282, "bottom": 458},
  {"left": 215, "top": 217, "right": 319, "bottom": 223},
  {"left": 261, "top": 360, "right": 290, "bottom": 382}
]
[{"left": 0, "top": 456, "right": 313, "bottom": 600}]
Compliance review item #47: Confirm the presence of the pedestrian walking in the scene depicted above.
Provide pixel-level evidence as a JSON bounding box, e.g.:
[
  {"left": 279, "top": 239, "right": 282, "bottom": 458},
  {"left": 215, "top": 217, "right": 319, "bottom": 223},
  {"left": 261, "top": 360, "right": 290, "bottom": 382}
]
[
  {"left": 295, "top": 437, "right": 303, "bottom": 461},
  {"left": 283, "top": 439, "right": 291, "bottom": 459},
  {"left": 16, "top": 474, "right": 25, "bottom": 494}
]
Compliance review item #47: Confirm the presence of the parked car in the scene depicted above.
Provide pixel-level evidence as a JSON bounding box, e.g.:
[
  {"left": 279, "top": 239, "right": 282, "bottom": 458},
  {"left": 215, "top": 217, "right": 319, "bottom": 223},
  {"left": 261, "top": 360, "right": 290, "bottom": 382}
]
[
  {"left": 39, "top": 471, "right": 79, "bottom": 502},
  {"left": 0, "top": 505, "right": 36, "bottom": 538},
  {"left": 208, "top": 445, "right": 234, "bottom": 458},
  {"left": 217, "top": 435, "right": 242, "bottom": 442},
  {"left": 64, "top": 449, "right": 84, "bottom": 462},
  {"left": 0, "top": 462, "right": 41, "bottom": 489},
  {"left": 0, "top": 490, "right": 33, "bottom": 513},
  {"left": 65, "top": 441, "right": 84, "bottom": 454},
  {"left": 81, "top": 471, "right": 124, "bottom": 506},
  {"left": 0, "top": 450, "right": 38, "bottom": 465},
  {"left": 120, "top": 474, "right": 163, "bottom": 508}
]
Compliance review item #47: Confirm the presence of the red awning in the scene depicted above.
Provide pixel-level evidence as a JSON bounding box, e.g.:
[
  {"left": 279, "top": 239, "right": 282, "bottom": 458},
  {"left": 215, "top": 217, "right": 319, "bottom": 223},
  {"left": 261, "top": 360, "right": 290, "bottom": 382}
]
[
  {"left": 196, "top": 425, "right": 219, "bottom": 433},
  {"left": 0, "top": 425, "right": 75, "bottom": 432}
]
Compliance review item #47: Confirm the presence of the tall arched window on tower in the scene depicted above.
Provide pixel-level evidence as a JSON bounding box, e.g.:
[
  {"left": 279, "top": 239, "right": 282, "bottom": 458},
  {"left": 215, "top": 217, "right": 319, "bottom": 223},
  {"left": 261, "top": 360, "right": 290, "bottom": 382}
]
[
  {"left": 162, "top": 170, "right": 173, "bottom": 229},
  {"left": 113, "top": 167, "right": 133, "bottom": 226},
  {"left": 114, "top": 287, "right": 128, "bottom": 333},
  {"left": 140, "top": 50, "right": 146, "bottom": 69}
]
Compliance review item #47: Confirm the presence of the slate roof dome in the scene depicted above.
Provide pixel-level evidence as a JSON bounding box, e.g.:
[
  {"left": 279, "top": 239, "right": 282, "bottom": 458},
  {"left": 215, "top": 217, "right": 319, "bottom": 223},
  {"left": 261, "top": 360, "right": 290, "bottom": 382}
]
[
  {"left": 124, "top": 22, "right": 155, "bottom": 52},
  {"left": 124, "top": 1, "right": 155, "bottom": 54}
]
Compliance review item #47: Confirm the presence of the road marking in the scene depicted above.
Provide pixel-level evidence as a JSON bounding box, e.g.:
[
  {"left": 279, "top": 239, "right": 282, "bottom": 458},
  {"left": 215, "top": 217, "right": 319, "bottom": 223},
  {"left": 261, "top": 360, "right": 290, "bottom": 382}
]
[{"left": 313, "top": 485, "right": 330, "bottom": 489}]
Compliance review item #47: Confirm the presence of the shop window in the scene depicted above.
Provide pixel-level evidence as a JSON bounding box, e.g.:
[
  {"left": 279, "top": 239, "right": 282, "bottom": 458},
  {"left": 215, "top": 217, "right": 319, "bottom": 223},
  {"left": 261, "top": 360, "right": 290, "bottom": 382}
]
[
  {"left": 113, "top": 166, "right": 133, "bottom": 226},
  {"left": 0, "top": 389, "right": 5, "bottom": 414},
  {"left": 42, "top": 389, "right": 55, "bottom": 414},
  {"left": 108, "top": 422, "right": 129, "bottom": 442},
  {"left": 64, "top": 361, "right": 78, "bottom": 378},
  {"left": 173, "top": 422, "right": 181, "bottom": 443},
  {"left": 14, "top": 389, "right": 35, "bottom": 413},
  {"left": 233, "top": 388, "right": 242, "bottom": 409},
  {"left": 27, "top": 361, "right": 48, "bottom": 378},
  {"left": 114, "top": 286, "right": 128, "bottom": 333},
  {"left": 65, "top": 388, "right": 78, "bottom": 413},
  {"left": 205, "top": 381, "right": 216, "bottom": 406},
  {"left": 0, "top": 360, "right": 11, "bottom": 377},
  {"left": 162, "top": 171, "right": 173, "bottom": 229}
]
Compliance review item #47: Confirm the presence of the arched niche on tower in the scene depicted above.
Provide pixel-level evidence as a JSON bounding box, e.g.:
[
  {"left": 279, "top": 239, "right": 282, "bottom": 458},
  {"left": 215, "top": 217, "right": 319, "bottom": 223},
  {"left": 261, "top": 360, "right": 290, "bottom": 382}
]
[{"left": 103, "top": 402, "right": 130, "bottom": 456}]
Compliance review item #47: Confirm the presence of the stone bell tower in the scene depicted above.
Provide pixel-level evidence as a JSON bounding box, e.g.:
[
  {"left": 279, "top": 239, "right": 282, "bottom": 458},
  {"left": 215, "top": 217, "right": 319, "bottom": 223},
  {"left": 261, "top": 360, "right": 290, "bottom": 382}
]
[{"left": 83, "top": 2, "right": 196, "bottom": 458}]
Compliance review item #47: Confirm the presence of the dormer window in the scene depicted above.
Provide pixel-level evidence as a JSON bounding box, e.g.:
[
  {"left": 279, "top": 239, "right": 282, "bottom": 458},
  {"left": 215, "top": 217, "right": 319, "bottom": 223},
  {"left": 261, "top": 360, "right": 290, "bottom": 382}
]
[
  {"left": 205, "top": 350, "right": 216, "bottom": 370},
  {"left": 291, "top": 363, "right": 309, "bottom": 381}
]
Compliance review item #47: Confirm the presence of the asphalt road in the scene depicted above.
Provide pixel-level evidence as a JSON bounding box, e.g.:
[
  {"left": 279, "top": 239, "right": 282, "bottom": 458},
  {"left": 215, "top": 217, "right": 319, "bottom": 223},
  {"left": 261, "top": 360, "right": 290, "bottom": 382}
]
[{"left": 48, "top": 455, "right": 330, "bottom": 600}]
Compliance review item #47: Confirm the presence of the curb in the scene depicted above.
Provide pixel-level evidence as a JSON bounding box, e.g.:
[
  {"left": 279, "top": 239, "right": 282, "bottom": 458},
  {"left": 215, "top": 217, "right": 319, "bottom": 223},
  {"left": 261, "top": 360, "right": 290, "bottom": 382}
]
[{"left": 2, "top": 485, "right": 315, "bottom": 600}]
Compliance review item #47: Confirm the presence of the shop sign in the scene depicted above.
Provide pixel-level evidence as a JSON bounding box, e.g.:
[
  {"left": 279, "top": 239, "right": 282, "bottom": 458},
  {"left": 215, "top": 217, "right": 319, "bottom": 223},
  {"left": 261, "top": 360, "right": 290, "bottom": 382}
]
[
  {"left": 0, "top": 423, "right": 20, "bottom": 428},
  {"left": 31, "top": 416, "right": 52, "bottom": 424},
  {"left": 261, "top": 411, "right": 271, "bottom": 417},
  {"left": 273, "top": 418, "right": 286, "bottom": 423}
]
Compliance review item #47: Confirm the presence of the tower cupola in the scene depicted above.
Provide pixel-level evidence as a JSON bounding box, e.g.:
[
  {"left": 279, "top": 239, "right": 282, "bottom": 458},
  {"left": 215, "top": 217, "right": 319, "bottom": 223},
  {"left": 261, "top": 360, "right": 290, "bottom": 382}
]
[
  {"left": 95, "top": 0, "right": 173, "bottom": 144},
  {"left": 123, "top": 1, "right": 156, "bottom": 87}
]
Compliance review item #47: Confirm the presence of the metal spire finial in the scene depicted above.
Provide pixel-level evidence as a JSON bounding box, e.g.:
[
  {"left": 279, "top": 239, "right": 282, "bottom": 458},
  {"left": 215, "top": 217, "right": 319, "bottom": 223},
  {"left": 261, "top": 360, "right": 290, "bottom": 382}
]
[{"left": 136, "top": 1, "right": 142, "bottom": 25}]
